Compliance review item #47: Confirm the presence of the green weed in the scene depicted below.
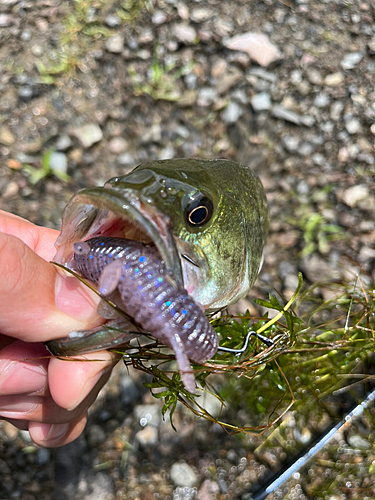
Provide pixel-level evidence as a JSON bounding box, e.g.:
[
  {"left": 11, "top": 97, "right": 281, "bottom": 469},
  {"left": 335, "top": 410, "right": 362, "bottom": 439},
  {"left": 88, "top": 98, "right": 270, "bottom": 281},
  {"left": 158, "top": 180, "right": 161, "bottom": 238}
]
[{"left": 22, "top": 150, "right": 70, "bottom": 185}]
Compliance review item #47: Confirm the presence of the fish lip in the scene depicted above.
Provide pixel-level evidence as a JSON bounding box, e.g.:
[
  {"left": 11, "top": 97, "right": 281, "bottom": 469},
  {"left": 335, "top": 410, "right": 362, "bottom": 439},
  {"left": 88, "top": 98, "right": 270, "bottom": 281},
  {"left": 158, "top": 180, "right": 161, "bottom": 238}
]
[{"left": 54, "top": 186, "right": 183, "bottom": 285}]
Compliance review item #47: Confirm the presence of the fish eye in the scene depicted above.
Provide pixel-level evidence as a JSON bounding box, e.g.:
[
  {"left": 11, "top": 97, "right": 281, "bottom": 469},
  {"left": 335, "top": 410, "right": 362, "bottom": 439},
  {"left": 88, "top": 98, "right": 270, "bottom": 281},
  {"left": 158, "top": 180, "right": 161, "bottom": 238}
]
[{"left": 185, "top": 192, "right": 213, "bottom": 227}]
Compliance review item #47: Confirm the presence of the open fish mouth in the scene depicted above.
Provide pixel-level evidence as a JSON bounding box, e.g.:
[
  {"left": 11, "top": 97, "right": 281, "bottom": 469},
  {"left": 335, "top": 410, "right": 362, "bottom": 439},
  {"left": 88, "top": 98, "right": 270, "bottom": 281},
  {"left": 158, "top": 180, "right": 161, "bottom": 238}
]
[{"left": 54, "top": 186, "right": 183, "bottom": 286}]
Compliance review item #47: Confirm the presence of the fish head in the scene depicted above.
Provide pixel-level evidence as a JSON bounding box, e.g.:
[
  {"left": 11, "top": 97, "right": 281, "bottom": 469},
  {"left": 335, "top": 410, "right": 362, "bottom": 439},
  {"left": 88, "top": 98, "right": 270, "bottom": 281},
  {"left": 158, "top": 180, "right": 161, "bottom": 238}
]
[{"left": 55, "top": 159, "right": 268, "bottom": 311}]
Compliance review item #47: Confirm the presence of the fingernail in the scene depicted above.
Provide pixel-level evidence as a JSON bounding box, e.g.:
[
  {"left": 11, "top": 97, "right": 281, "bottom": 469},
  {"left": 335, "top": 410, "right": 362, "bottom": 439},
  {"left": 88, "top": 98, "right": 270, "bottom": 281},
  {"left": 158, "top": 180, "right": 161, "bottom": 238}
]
[
  {"left": 55, "top": 274, "right": 101, "bottom": 321},
  {"left": 0, "top": 360, "right": 46, "bottom": 395},
  {"left": 40, "top": 423, "right": 70, "bottom": 442}
]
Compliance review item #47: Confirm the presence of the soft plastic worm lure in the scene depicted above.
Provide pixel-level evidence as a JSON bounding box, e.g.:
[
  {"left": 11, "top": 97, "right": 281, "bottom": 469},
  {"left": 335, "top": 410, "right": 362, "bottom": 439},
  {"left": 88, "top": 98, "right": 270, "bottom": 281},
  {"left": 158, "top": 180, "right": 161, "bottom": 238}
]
[{"left": 73, "top": 236, "right": 219, "bottom": 392}]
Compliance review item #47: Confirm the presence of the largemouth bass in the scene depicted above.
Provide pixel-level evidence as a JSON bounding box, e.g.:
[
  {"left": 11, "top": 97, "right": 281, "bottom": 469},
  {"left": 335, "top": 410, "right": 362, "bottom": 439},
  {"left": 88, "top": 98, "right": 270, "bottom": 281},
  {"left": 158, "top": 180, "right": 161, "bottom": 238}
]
[{"left": 46, "top": 159, "right": 268, "bottom": 390}]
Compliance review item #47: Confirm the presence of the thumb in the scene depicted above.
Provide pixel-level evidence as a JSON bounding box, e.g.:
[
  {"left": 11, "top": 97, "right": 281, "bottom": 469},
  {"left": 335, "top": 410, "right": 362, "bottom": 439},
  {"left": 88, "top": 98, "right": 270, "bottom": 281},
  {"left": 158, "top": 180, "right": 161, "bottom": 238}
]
[{"left": 0, "top": 233, "right": 103, "bottom": 342}]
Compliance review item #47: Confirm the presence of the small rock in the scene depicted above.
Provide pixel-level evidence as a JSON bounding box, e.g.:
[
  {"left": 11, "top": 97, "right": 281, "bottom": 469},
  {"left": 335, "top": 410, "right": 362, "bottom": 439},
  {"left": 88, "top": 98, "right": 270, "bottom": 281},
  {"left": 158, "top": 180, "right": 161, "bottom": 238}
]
[
  {"left": 86, "top": 472, "right": 115, "bottom": 500},
  {"left": 342, "top": 185, "right": 369, "bottom": 207},
  {"left": 20, "top": 30, "right": 32, "bottom": 41},
  {"left": 36, "top": 448, "right": 51, "bottom": 465},
  {"left": 197, "top": 480, "right": 220, "bottom": 500},
  {"left": 55, "top": 134, "right": 72, "bottom": 151},
  {"left": 251, "top": 92, "right": 271, "bottom": 111},
  {"left": 105, "top": 34, "right": 124, "bottom": 53},
  {"left": 2, "top": 181, "right": 19, "bottom": 199},
  {"left": 221, "top": 101, "right": 243, "bottom": 124},
  {"left": 307, "top": 68, "right": 323, "bottom": 85},
  {"left": 140, "top": 123, "right": 162, "bottom": 143},
  {"left": 281, "top": 135, "right": 299, "bottom": 152},
  {"left": 108, "top": 136, "right": 128, "bottom": 155},
  {"left": 0, "top": 127, "right": 15, "bottom": 146},
  {"left": 31, "top": 44, "right": 44, "bottom": 57},
  {"left": 197, "top": 87, "right": 217, "bottom": 107},
  {"left": 0, "top": 14, "right": 14, "bottom": 26},
  {"left": 49, "top": 151, "right": 68, "bottom": 174},
  {"left": 216, "top": 70, "right": 242, "bottom": 94},
  {"left": 1, "top": 420, "right": 19, "bottom": 441},
  {"left": 345, "top": 117, "right": 361, "bottom": 134},
  {"left": 172, "top": 24, "right": 198, "bottom": 44},
  {"left": 159, "top": 146, "right": 175, "bottom": 159},
  {"left": 300, "top": 255, "right": 342, "bottom": 282},
  {"left": 170, "top": 462, "right": 197, "bottom": 488},
  {"left": 87, "top": 424, "right": 107, "bottom": 448},
  {"left": 105, "top": 14, "right": 121, "bottom": 27},
  {"left": 117, "top": 152, "right": 136, "bottom": 167},
  {"left": 190, "top": 8, "right": 213, "bottom": 23},
  {"left": 368, "top": 35, "right": 375, "bottom": 55},
  {"left": 347, "top": 434, "right": 371, "bottom": 450},
  {"left": 271, "top": 105, "right": 300, "bottom": 125},
  {"left": 152, "top": 10, "right": 167, "bottom": 25},
  {"left": 324, "top": 72, "right": 344, "bottom": 86},
  {"left": 340, "top": 52, "right": 363, "bottom": 70},
  {"left": 72, "top": 123, "right": 103, "bottom": 148},
  {"left": 224, "top": 31, "right": 282, "bottom": 67},
  {"left": 135, "top": 426, "right": 158, "bottom": 447},
  {"left": 313, "top": 93, "right": 330, "bottom": 108},
  {"left": 248, "top": 67, "right": 277, "bottom": 82},
  {"left": 330, "top": 101, "right": 344, "bottom": 121}
]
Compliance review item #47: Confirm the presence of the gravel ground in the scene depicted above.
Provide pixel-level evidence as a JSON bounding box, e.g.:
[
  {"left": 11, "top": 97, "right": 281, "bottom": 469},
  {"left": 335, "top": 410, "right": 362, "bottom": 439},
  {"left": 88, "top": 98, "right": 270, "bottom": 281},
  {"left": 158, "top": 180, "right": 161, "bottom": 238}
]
[{"left": 1, "top": 0, "right": 375, "bottom": 499}]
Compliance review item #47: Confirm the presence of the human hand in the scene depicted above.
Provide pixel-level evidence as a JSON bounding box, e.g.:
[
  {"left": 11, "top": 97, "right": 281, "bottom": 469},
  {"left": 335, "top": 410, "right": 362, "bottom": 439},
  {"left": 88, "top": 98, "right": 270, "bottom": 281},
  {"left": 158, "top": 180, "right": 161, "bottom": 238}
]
[{"left": 0, "top": 210, "right": 119, "bottom": 447}]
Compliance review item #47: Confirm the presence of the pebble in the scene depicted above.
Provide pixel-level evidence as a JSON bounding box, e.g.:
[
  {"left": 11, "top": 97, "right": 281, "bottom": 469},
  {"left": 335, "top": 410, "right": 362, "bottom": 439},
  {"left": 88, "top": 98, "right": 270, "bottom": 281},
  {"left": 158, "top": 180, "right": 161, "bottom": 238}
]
[
  {"left": 36, "top": 448, "right": 50, "bottom": 466},
  {"left": 135, "top": 426, "right": 158, "bottom": 446},
  {"left": 0, "top": 14, "right": 14, "bottom": 26},
  {"left": 272, "top": 105, "right": 314, "bottom": 126},
  {"left": 330, "top": 101, "right": 344, "bottom": 121},
  {"left": 105, "top": 34, "right": 124, "bottom": 53},
  {"left": 87, "top": 424, "right": 106, "bottom": 447},
  {"left": 49, "top": 151, "right": 68, "bottom": 174},
  {"left": 197, "top": 87, "right": 217, "bottom": 107},
  {"left": 72, "top": 123, "right": 103, "bottom": 148},
  {"left": 83, "top": 472, "right": 115, "bottom": 500},
  {"left": 108, "top": 136, "right": 128, "bottom": 154},
  {"left": 170, "top": 462, "right": 197, "bottom": 487},
  {"left": 345, "top": 117, "right": 361, "bottom": 134},
  {"left": 251, "top": 92, "right": 271, "bottom": 111},
  {"left": 216, "top": 70, "right": 242, "bottom": 94},
  {"left": 104, "top": 14, "right": 121, "bottom": 27},
  {"left": 347, "top": 434, "right": 371, "bottom": 450},
  {"left": 248, "top": 67, "right": 277, "bottom": 82},
  {"left": 55, "top": 134, "right": 72, "bottom": 151},
  {"left": 173, "top": 24, "right": 198, "bottom": 44},
  {"left": 342, "top": 184, "right": 369, "bottom": 207},
  {"left": 368, "top": 35, "right": 375, "bottom": 55},
  {"left": 313, "top": 93, "right": 330, "bottom": 108},
  {"left": 340, "top": 52, "right": 363, "bottom": 70},
  {"left": 152, "top": 10, "right": 167, "bottom": 25},
  {"left": 190, "top": 8, "right": 213, "bottom": 23},
  {"left": 140, "top": 123, "right": 162, "bottom": 143},
  {"left": 117, "top": 152, "right": 136, "bottom": 167},
  {"left": 159, "top": 145, "right": 175, "bottom": 159},
  {"left": 221, "top": 101, "right": 243, "bottom": 124},
  {"left": 224, "top": 31, "right": 282, "bottom": 67},
  {"left": 2, "top": 181, "right": 19, "bottom": 199},
  {"left": 281, "top": 135, "right": 299, "bottom": 152},
  {"left": 0, "top": 126, "right": 15, "bottom": 146},
  {"left": 307, "top": 68, "right": 323, "bottom": 85},
  {"left": 324, "top": 72, "right": 344, "bottom": 86}
]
